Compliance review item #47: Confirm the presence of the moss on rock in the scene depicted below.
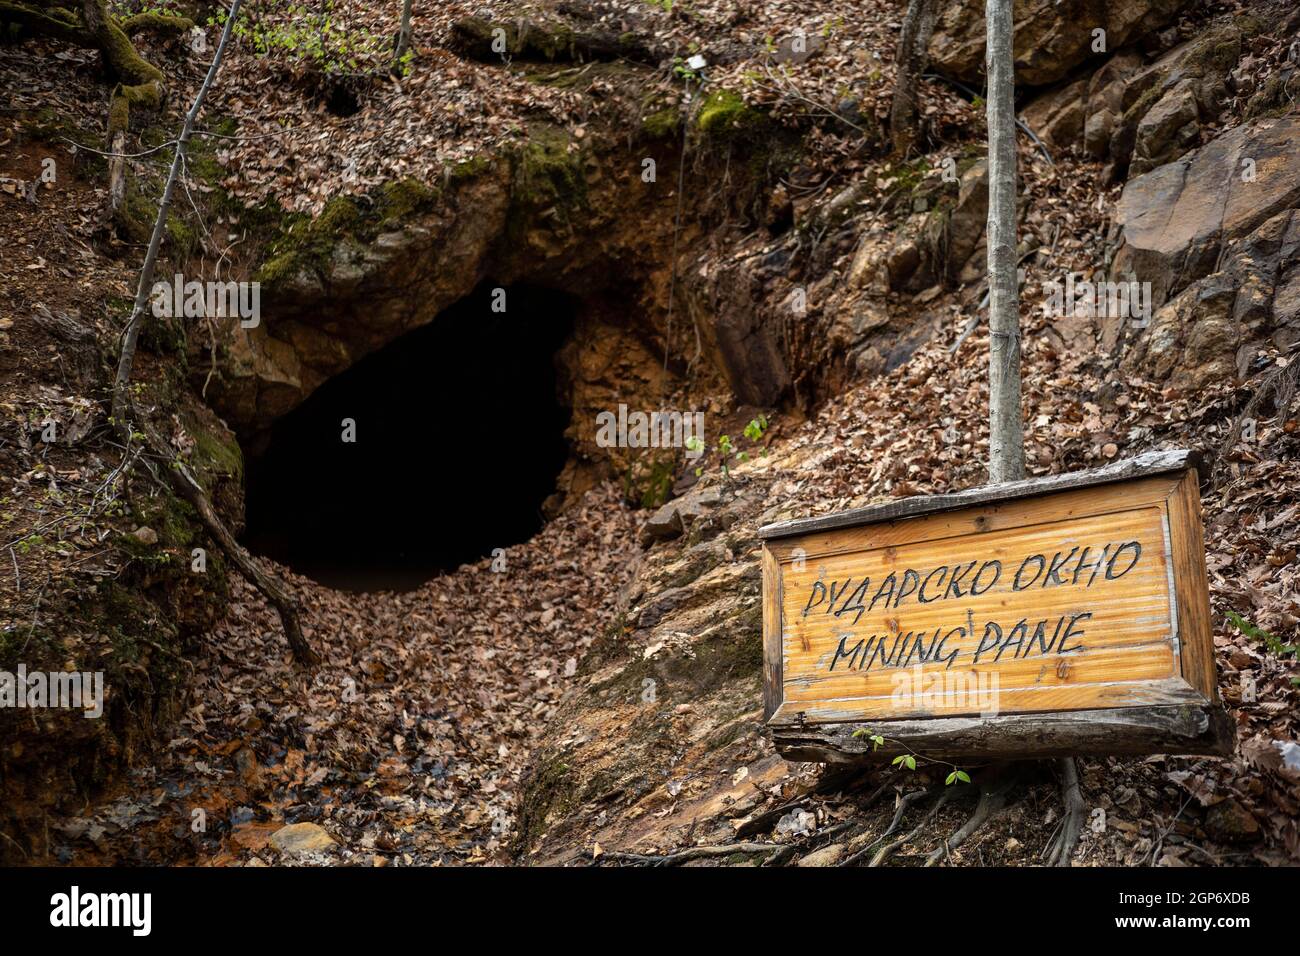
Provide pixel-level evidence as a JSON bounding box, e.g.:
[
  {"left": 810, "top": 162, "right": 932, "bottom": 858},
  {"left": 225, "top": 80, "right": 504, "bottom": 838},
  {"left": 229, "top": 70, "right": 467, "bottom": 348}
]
[{"left": 696, "top": 88, "right": 767, "bottom": 140}]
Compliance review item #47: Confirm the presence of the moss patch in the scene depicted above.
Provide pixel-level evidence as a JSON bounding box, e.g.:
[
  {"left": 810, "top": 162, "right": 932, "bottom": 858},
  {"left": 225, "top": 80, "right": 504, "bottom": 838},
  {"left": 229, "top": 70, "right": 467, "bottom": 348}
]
[
  {"left": 696, "top": 88, "right": 767, "bottom": 140},
  {"left": 640, "top": 105, "right": 682, "bottom": 141},
  {"left": 513, "top": 125, "right": 585, "bottom": 208}
]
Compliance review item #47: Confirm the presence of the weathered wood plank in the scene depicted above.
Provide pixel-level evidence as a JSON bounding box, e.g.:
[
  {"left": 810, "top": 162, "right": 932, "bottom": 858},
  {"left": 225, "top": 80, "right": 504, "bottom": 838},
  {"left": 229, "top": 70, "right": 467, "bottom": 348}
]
[
  {"left": 759, "top": 448, "right": 1203, "bottom": 540},
  {"left": 763, "top": 475, "right": 1181, "bottom": 564},
  {"left": 761, "top": 545, "right": 783, "bottom": 721},
  {"left": 771, "top": 703, "right": 1236, "bottom": 762},
  {"left": 1168, "top": 473, "right": 1218, "bottom": 701}
]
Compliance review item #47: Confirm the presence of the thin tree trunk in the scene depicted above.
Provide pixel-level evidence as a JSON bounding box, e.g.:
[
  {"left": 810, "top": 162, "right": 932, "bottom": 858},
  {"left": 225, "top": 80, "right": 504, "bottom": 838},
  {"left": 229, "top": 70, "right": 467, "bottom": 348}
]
[
  {"left": 983, "top": 0, "right": 1023, "bottom": 485},
  {"left": 110, "top": 0, "right": 318, "bottom": 667},
  {"left": 393, "top": 0, "right": 413, "bottom": 69},
  {"left": 889, "top": 0, "right": 939, "bottom": 157},
  {"left": 985, "top": 0, "right": 1082, "bottom": 865}
]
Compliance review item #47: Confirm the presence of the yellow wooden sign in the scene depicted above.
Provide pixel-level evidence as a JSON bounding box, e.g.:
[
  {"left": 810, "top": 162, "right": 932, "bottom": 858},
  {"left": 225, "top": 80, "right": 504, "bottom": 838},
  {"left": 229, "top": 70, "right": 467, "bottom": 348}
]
[{"left": 759, "top": 450, "right": 1232, "bottom": 759}]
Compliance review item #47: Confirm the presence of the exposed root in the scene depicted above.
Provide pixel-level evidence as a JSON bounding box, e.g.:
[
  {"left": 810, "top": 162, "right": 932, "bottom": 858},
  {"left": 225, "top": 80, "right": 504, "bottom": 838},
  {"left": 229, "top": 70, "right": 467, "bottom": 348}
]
[
  {"left": 869, "top": 787, "right": 953, "bottom": 867},
  {"left": 1, "top": 0, "right": 193, "bottom": 221},
  {"left": 924, "top": 771, "right": 1019, "bottom": 866},
  {"left": 840, "top": 786, "right": 937, "bottom": 866},
  {"left": 600, "top": 842, "right": 780, "bottom": 866},
  {"left": 1044, "top": 756, "right": 1085, "bottom": 867}
]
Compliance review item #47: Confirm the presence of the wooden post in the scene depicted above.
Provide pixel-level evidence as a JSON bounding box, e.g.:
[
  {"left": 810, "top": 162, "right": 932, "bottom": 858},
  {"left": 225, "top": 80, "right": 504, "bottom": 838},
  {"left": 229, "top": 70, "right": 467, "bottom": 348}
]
[{"left": 984, "top": 0, "right": 1024, "bottom": 485}]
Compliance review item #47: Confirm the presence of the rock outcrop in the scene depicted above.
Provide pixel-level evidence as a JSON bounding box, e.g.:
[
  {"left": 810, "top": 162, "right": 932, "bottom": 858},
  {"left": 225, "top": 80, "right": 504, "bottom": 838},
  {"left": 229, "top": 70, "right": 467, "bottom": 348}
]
[
  {"left": 928, "top": 0, "right": 1188, "bottom": 86},
  {"left": 1113, "top": 112, "right": 1300, "bottom": 308}
]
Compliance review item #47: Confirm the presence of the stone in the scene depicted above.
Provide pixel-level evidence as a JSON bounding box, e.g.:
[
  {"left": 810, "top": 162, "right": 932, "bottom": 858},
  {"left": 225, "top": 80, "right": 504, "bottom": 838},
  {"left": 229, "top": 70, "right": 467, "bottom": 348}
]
[
  {"left": 269, "top": 822, "right": 337, "bottom": 856},
  {"left": 928, "top": 0, "right": 1188, "bottom": 87},
  {"left": 1121, "top": 208, "right": 1300, "bottom": 391},
  {"left": 1203, "top": 798, "right": 1260, "bottom": 843},
  {"left": 1109, "top": 24, "right": 1248, "bottom": 173},
  {"left": 941, "top": 159, "right": 989, "bottom": 282},
  {"left": 797, "top": 843, "right": 845, "bottom": 867},
  {"left": 885, "top": 240, "right": 921, "bottom": 289},
  {"left": 131, "top": 526, "right": 158, "bottom": 545},
  {"left": 1113, "top": 113, "right": 1300, "bottom": 309},
  {"left": 1085, "top": 51, "right": 1145, "bottom": 159},
  {"left": 1020, "top": 79, "right": 1087, "bottom": 151},
  {"left": 641, "top": 487, "right": 726, "bottom": 545},
  {"left": 1129, "top": 79, "right": 1200, "bottom": 175}
]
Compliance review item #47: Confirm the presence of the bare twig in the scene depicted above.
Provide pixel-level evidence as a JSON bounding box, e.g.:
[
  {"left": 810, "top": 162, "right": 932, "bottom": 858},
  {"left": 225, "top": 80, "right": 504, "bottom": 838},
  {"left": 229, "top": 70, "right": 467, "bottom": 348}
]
[
  {"left": 599, "top": 842, "right": 780, "bottom": 866},
  {"left": 107, "top": 0, "right": 318, "bottom": 667}
]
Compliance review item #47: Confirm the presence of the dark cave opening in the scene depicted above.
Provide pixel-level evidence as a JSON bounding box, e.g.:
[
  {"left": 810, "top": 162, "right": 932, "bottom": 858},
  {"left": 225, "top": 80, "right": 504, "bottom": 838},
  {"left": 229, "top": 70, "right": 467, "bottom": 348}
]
[{"left": 241, "top": 282, "right": 575, "bottom": 592}]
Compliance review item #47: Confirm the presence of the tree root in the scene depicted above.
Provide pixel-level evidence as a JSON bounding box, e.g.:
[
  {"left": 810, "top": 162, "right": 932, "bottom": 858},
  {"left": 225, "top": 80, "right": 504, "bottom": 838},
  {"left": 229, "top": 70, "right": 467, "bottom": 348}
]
[
  {"left": 1043, "top": 756, "right": 1085, "bottom": 867},
  {"left": 869, "top": 788, "right": 952, "bottom": 866},
  {"left": 840, "top": 786, "right": 937, "bottom": 866},
  {"left": 600, "top": 842, "right": 781, "bottom": 866},
  {"left": 921, "top": 766, "right": 1026, "bottom": 866},
  {"left": 1, "top": 0, "right": 193, "bottom": 221}
]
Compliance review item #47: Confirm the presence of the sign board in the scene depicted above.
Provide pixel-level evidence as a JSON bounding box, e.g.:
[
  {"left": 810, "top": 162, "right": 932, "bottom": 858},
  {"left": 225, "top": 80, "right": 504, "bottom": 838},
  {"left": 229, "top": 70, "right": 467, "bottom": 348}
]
[{"left": 759, "top": 450, "right": 1233, "bottom": 761}]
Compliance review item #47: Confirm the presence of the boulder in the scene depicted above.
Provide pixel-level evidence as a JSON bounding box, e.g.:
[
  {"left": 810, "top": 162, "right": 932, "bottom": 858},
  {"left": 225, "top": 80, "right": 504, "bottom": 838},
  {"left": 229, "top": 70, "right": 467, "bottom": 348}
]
[
  {"left": 1021, "top": 78, "right": 1087, "bottom": 151},
  {"left": 1109, "top": 23, "right": 1249, "bottom": 174},
  {"left": 1084, "top": 50, "right": 1144, "bottom": 159},
  {"left": 640, "top": 487, "right": 725, "bottom": 545},
  {"left": 269, "top": 822, "right": 338, "bottom": 856},
  {"left": 1121, "top": 207, "right": 1300, "bottom": 391},
  {"left": 1129, "top": 78, "right": 1201, "bottom": 175},
  {"left": 1113, "top": 113, "right": 1300, "bottom": 309},
  {"left": 928, "top": 0, "right": 1188, "bottom": 87}
]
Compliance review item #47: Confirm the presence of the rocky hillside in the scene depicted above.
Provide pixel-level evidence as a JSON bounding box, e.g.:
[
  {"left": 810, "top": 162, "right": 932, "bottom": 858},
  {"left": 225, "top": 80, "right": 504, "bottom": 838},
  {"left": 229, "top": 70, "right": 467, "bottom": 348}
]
[{"left": 0, "top": 0, "right": 1297, "bottom": 865}]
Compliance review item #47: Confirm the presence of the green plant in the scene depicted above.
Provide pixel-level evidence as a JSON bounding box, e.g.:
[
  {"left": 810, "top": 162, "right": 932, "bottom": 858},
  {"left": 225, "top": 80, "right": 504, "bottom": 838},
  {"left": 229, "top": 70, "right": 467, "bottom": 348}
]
[
  {"left": 852, "top": 728, "right": 969, "bottom": 784},
  {"left": 1226, "top": 610, "right": 1296, "bottom": 658},
  {"left": 208, "top": 1, "right": 394, "bottom": 77},
  {"left": 851, "top": 728, "right": 886, "bottom": 750},
  {"left": 687, "top": 415, "right": 769, "bottom": 479}
]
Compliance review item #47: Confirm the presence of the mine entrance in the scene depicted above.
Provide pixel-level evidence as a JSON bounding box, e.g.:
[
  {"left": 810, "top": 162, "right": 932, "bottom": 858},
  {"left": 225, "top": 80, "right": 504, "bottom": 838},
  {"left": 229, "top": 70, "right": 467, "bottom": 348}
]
[{"left": 241, "top": 282, "right": 575, "bottom": 591}]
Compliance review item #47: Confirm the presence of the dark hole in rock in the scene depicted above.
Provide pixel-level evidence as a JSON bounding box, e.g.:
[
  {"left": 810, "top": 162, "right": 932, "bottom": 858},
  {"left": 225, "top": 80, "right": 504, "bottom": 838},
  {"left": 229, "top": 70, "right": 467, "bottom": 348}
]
[
  {"left": 241, "top": 282, "right": 575, "bottom": 592},
  {"left": 324, "top": 81, "right": 361, "bottom": 117}
]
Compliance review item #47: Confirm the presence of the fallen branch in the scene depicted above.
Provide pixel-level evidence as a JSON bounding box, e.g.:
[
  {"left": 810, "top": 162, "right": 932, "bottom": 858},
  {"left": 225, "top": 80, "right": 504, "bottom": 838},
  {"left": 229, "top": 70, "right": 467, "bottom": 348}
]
[
  {"left": 107, "top": 0, "right": 318, "bottom": 667},
  {"left": 599, "top": 842, "right": 781, "bottom": 866}
]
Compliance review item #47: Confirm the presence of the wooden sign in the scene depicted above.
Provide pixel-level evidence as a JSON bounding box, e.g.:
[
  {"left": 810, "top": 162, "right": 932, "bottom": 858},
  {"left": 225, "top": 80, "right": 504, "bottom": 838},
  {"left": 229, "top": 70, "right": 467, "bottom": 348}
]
[{"left": 759, "top": 450, "right": 1233, "bottom": 761}]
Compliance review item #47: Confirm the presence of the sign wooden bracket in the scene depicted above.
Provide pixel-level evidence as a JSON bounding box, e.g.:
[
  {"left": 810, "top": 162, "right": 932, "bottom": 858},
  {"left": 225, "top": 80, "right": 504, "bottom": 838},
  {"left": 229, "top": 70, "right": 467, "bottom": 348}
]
[{"left": 758, "top": 449, "right": 1234, "bottom": 761}]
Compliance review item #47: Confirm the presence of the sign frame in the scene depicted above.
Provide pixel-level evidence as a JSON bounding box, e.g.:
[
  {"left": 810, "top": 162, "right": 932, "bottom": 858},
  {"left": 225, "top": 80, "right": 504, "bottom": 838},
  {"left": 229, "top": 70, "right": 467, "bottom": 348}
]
[{"left": 758, "top": 449, "right": 1234, "bottom": 761}]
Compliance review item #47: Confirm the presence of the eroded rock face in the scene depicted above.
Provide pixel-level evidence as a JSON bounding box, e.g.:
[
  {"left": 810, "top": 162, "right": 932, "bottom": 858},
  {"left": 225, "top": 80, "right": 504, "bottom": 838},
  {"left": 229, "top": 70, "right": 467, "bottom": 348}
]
[
  {"left": 1021, "top": 78, "right": 1088, "bottom": 150},
  {"left": 204, "top": 117, "right": 786, "bottom": 479},
  {"left": 1122, "top": 207, "right": 1300, "bottom": 391},
  {"left": 928, "top": 0, "right": 1188, "bottom": 86},
  {"left": 1019, "top": 18, "right": 1255, "bottom": 175},
  {"left": 516, "top": 470, "right": 780, "bottom": 861},
  {"left": 1113, "top": 112, "right": 1300, "bottom": 308}
]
